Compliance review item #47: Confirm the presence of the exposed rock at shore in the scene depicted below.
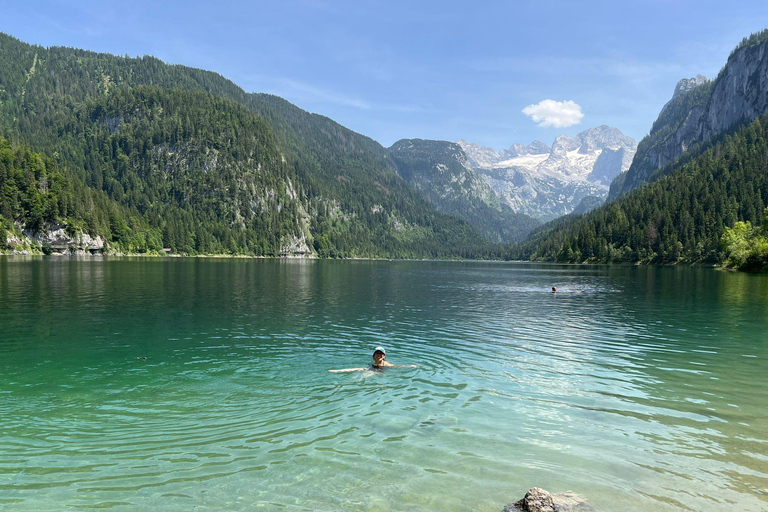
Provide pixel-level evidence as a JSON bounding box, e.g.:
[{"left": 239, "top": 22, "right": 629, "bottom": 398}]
[
  {"left": 27, "top": 224, "right": 105, "bottom": 254},
  {"left": 504, "top": 487, "right": 594, "bottom": 512},
  {"left": 279, "top": 233, "right": 313, "bottom": 257},
  {"left": 3, "top": 222, "right": 106, "bottom": 255}
]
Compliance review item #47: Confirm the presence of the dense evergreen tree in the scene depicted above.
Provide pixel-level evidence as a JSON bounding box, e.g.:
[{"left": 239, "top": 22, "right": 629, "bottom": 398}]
[{"left": 0, "top": 136, "right": 160, "bottom": 253}]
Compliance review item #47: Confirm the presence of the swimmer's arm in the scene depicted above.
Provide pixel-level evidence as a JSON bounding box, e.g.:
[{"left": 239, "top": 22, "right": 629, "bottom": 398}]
[
  {"left": 392, "top": 364, "right": 419, "bottom": 368},
  {"left": 328, "top": 367, "right": 368, "bottom": 373}
]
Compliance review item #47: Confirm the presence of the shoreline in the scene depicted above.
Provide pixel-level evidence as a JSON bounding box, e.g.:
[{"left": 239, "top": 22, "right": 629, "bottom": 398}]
[{"left": 0, "top": 249, "right": 727, "bottom": 270}]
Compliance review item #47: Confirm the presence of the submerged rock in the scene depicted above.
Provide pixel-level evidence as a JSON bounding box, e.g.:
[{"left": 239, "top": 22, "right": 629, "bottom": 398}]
[{"left": 503, "top": 487, "right": 594, "bottom": 512}]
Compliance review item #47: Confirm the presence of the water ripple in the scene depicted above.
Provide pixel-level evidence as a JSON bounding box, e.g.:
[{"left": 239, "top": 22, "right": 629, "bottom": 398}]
[{"left": 1, "top": 259, "right": 768, "bottom": 510}]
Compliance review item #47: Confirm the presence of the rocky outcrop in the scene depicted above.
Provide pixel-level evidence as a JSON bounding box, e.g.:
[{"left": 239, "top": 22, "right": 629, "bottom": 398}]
[
  {"left": 456, "top": 139, "right": 505, "bottom": 168},
  {"left": 499, "top": 140, "right": 551, "bottom": 160},
  {"left": 611, "top": 31, "right": 768, "bottom": 199},
  {"left": 279, "top": 233, "right": 313, "bottom": 257},
  {"left": 504, "top": 488, "right": 593, "bottom": 512},
  {"left": 3, "top": 223, "right": 106, "bottom": 255},
  {"left": 658, "top": 74, "right": 708, "bottom": 116},
  {"left": 26, "top": 224, "right": 105, "bottom": 254}
]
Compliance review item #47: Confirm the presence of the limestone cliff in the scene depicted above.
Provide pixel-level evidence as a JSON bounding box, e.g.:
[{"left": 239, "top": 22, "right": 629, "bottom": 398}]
[{"left": 3, "top": 222, "right": 106, "bottom": 255}]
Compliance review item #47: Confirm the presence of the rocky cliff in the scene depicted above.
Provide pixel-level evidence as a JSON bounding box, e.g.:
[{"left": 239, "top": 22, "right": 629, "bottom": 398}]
[{"left": 610, "top": 30, "right": 768, "bottom": 199}]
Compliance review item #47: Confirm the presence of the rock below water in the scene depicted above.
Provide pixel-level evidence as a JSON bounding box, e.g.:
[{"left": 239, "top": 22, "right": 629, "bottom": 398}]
[{"left": 503, "top": 487, "right": 594, "bottom": 512}]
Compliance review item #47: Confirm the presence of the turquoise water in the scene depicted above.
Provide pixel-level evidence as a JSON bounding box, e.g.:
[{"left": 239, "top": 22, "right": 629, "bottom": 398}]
[{"left": 1, "top": 257, "right": 767, "bottom": 511}]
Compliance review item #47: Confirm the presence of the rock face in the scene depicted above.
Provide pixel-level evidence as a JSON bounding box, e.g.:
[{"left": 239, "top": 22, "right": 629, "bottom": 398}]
[
  {"left": 611, "top": 32, "right": 768, "bottom": 199},
  {"left": 659, "top": 74, "right": 709, "bottom": 116},
  {"left": 504, "top": 487, "right": 594, "bottom": 512},
  {"left": 279, "top": 233, "right": 312, "bottom": 257},
  {"left": 458, "top": 126, "right": 636, "bottom": 221},
  {"left": 8, "top": 223, "right": 106, "bottom": 255}
]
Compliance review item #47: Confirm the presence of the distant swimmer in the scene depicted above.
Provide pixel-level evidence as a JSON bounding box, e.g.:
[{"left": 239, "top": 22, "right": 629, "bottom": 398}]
[
  {"left": 551, "top": 286, "right": 557, "bottom": 293},
  {"left": 329, "top": 346, "right": 418, "bottom": 373}
]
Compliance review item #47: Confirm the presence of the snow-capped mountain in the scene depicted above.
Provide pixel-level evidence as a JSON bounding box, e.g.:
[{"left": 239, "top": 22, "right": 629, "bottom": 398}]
[{"left": 457, "top": 126, "right": 637, "bottom": 220}]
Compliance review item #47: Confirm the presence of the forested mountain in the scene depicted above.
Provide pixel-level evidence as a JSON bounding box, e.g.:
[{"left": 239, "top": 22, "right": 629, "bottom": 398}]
[
  {"left": 609, "top": 30, "right": 768, "bottom": 199},
  {"left": 513, "top": 117, "right": 768, "bottom": 265},
  {"left": 0, "top": 32, "right": 487, "bottom": 258},
  {"left": 387, "top": 139, "right": 540, "bottom": 243},
  {"left": 0, "top": 135, "right": 157, "bottom": 253},
  {"left": 514, "top": 31, "right": 768, "bottom": 269},
  {"left": 4, "top": 30, "right": 766, "bottom": 266}
]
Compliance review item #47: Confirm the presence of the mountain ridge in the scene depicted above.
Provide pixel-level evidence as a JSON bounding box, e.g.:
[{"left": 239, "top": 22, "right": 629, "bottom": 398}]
[
  {"left": 457, "top": 126, "right": 637, "bottom": 220},
  {"left": 387, "top": 138, "right": 541, "bottom": 243}
]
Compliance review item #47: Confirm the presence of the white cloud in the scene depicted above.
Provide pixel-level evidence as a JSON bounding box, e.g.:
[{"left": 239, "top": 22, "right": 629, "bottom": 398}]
[{"left": 522, "top": 99, "right": 584, "bottom": 128}]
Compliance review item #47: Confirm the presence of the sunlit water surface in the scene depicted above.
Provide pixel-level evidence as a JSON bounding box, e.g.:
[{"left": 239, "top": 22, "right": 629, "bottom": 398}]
[{"left": 1, "top": 257, "right": 767, "bottom": 511}]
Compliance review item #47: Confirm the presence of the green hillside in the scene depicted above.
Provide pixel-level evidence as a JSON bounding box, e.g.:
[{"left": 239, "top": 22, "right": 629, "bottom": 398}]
[
  {"left": 0, "top": 32, "right": 488, "bottom": 258},
  {"left": 0, "top": 136, "right": 159, "bottom": 253}
]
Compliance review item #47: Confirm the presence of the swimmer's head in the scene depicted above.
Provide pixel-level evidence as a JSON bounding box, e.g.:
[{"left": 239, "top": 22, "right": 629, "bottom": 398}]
[{"left": 372, "top": 347, "right": 386, "bottom": 366}]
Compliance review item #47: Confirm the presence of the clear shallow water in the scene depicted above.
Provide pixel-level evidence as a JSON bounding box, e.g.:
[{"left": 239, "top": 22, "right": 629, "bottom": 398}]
[{"left": 0, "top": 257, "right": 767, "bottom": 511}]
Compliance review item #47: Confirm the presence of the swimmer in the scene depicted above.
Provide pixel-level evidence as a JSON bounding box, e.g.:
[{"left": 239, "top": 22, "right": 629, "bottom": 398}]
[
  {"left": 329, "top": 346, "right": 418, "bottom": 373},
  {"left": 551, "top": 286, "right": 557, "bottom": 293}
]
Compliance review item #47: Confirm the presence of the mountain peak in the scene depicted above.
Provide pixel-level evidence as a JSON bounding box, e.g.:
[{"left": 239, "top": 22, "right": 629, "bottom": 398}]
[
  {"left": 672, "top": 74, "right": 709, "bottom": 99},
  {"left": 456, "top": 127, "right": 636, "bottom": 220},
  {"left": 576, "top": 125, "right": 638, "bottom": 153},
  {"left": 527, "top": 140, "right": 550, "bottom": 154},
  {"left": 501, "top": 140, "right": 551, "bottom": 158}
]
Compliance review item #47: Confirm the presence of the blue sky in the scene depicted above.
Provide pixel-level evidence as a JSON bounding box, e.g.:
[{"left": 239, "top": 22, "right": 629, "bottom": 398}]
[{"left": 1, "top": 1, "right": 766, "bottom": 149}]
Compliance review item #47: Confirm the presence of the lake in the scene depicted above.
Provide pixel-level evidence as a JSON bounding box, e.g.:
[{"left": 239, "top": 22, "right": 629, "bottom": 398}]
[{"left": 1, "top": 257, "right": 767, "bottom": 511}]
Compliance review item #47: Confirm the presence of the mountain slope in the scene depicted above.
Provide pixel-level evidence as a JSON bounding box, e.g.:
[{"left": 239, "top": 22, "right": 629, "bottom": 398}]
[
  {"left": 0, "top": 32, "right": 487, "bottom": 257},
  {"left": 388, "top": 139, "right": 540, "bottom": 242},
  {"left": 0, "top": 135, "right": 162, "bottom": 254},
  {"left": 609, "top": 30, "right": 768, "bottom": 199}
]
